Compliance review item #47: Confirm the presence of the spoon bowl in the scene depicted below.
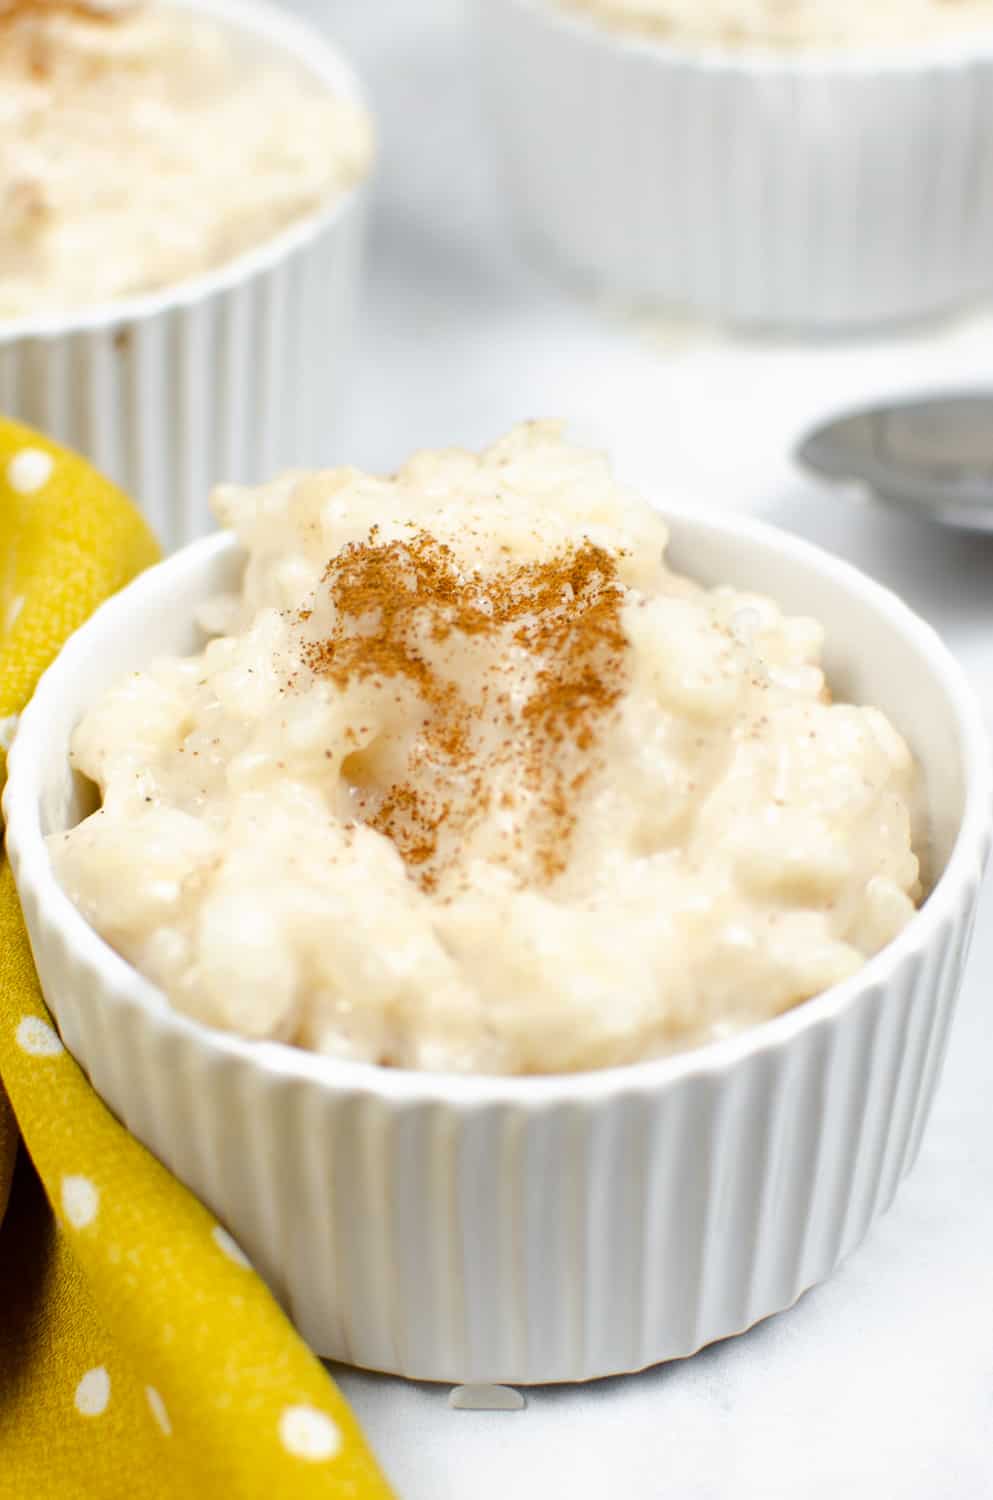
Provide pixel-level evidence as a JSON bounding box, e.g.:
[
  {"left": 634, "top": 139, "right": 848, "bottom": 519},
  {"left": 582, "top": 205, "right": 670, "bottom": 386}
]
[{"left": 797, "top": 392, "right": 993, "bottom": 532}]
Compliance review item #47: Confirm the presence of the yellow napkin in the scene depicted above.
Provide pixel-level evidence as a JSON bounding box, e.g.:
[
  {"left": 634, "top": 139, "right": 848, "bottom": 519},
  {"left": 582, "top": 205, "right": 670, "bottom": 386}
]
[{"left": 0, "top": 418, "right": 395, "bottom": 1500}]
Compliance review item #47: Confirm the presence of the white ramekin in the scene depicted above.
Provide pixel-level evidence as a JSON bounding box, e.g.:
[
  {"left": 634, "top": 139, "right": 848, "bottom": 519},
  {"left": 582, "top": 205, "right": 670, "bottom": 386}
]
[
  {"left": 5, "top": 512, "right": 991, "bottom": 1385},
  {"left": 473, "top": 0, "right": 993, "bottom": 328},
  {"left": 0, "top": 0, "right": 370, "bottom": 551}
]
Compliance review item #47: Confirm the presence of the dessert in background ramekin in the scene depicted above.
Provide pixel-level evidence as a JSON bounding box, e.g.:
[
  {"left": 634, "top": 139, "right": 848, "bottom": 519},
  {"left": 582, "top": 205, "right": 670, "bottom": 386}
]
[
  {"left": 473, "top": 0, "right": 993, "bottom": 329},
  {"left": 556, "top": 0, "right": 993, "bottom": 50},
  {"left": 4, "top": 435, "right": 990, "bottom": 1384},
  {"left": 0, "top": 0, "right": 370, "bottom": 318},
  {"left": 0, "top": 0, "right": 372, "bottom": 548}
]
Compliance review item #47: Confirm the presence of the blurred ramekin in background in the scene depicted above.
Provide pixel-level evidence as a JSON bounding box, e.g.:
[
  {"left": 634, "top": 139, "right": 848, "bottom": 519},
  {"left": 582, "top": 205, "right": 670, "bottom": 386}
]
[
  {"left": 5, "top": 509, "right": 990, "bottom": 1385},
  {"left": 473, "top": 0, "right": 993, "bottom": 329},
  {"left": 0, "top": 0, "right": 371, "bottom": 550}
]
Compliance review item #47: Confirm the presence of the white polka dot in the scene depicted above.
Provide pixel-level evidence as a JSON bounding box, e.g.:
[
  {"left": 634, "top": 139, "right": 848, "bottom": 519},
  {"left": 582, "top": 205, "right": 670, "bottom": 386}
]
[
  {"left": 212, "top": 1224, "right": 252, "bottom": 1269},
  {"left": 16, "top": 1016, "right": 64, "bottom": 1057},
  {"left": 74, "top": 1366, "right": 110, "bottom": 1417},
  {"left": 7, "top": 448, "right": 53, "bottom": 494},
  {"left": 146, "top": 1386, "right": 171, "bottom": 1436},
  {"left": 61, "top": 1175, "right": 99, "bottom": 1230},
  {"left": 3, "top": 596, "right": 23, "bottom": 633},
  {"left": 279, "top": 1405, "right": 341, "bottom": 1463}
]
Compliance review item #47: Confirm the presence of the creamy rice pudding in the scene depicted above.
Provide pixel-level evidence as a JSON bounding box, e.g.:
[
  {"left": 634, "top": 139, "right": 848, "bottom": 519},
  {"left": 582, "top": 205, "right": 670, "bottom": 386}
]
[
  {"left": 0, "top": 0, "right": 371, "bottom": 317},
  {"left": 53, "top": 425, "right": 924, "bottom": 1074},
  {"left": 553, "top": 0, "right": 993, "bottom": 48}
]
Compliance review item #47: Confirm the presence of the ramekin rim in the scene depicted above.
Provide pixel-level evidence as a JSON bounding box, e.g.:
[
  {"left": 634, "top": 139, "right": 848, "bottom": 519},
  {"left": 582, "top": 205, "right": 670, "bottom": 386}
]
[
  {"left": 6, "top": 511, "right": 992, "bottom": 1109},
  {"left": 499, "top": 0, "right": 993, "bottom": 74},
  {"left": 0, "top": 0, "right": 372, "bottom": 347}
]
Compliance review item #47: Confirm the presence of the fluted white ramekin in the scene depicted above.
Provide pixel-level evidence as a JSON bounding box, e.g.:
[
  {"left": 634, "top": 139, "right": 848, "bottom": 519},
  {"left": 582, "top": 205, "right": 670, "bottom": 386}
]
[
  {"left": 5, "top": 510, "right": 991, "bottom": 1384},
  {"left": 473, "top": 0, "right": 993, "bottom": 328},
  {"left": 0, "top": 0, "right": 370, "bottom": 551}
]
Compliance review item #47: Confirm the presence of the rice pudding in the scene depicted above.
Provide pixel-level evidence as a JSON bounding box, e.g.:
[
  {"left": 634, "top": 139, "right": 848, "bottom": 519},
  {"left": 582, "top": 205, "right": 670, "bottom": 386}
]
[
  {"left": 0, "top": 0, "right": 371, "bottom": 318},
  {"left": 553, "top": 0, "right": 993, "bottom": 48},
  {"left": 53, "top": 425, "right": 924, "bottom": 1074}
]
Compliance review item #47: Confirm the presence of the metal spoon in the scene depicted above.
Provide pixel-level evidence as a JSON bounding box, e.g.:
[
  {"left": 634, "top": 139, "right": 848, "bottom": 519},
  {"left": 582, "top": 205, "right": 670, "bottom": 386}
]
[{"left": 796, "top": 392, "right": 993, "bottom": 533}]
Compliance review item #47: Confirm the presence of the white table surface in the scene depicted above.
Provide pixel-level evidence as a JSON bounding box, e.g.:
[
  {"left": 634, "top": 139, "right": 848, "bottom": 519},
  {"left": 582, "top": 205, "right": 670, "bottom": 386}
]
[{"left": 283, "top": 3, "right": 993, "bottom": 1494}]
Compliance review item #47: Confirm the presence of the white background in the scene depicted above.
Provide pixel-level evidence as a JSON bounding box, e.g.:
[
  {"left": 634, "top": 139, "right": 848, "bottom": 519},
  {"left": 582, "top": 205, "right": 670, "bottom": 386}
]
[{"left": 282, "top": 3, "right": 993, "bottom": 1495}]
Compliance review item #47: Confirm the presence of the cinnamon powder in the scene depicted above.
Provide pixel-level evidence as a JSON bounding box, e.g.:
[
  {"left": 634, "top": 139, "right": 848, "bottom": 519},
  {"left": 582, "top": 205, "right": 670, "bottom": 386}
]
[
  {"left": 0, "top": 2, "right": 133, "bottom": 20},
  {"left": 297, "top": 530, "right": 628, "bottom": 890},
  {"left": 0, "top": 0, "right": 133, "bottom": 81}
]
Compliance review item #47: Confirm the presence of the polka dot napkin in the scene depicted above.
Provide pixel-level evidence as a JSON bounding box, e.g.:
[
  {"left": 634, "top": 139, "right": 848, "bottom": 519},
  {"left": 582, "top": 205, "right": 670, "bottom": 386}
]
[{"left": 0, "top": 418, "right": 395, "bottom": 1499}]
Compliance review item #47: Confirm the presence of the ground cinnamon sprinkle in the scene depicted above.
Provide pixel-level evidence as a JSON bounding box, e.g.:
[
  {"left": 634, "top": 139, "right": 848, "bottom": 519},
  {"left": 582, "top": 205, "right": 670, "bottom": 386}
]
[
  {"left": 296, "top": 530, "right": 628, "bottom": 890},
  {"left": 0, "top": 0, "right": 131, "bottom": 80},
  {"left": 0, "top": 1, "right": 131, "bottom": 23}
]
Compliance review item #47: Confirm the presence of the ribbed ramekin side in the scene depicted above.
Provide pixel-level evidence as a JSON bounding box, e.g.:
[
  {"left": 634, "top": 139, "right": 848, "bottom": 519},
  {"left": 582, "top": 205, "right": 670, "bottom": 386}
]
[
  {"left": 475, "top": 0, "right": 993, "bottom": 327},
  {"left": 0, "top": 191, "right": 366, "bottom": 552},
  {"left": 12, "top": 881, "right": 983, "bottom": 1385}
]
